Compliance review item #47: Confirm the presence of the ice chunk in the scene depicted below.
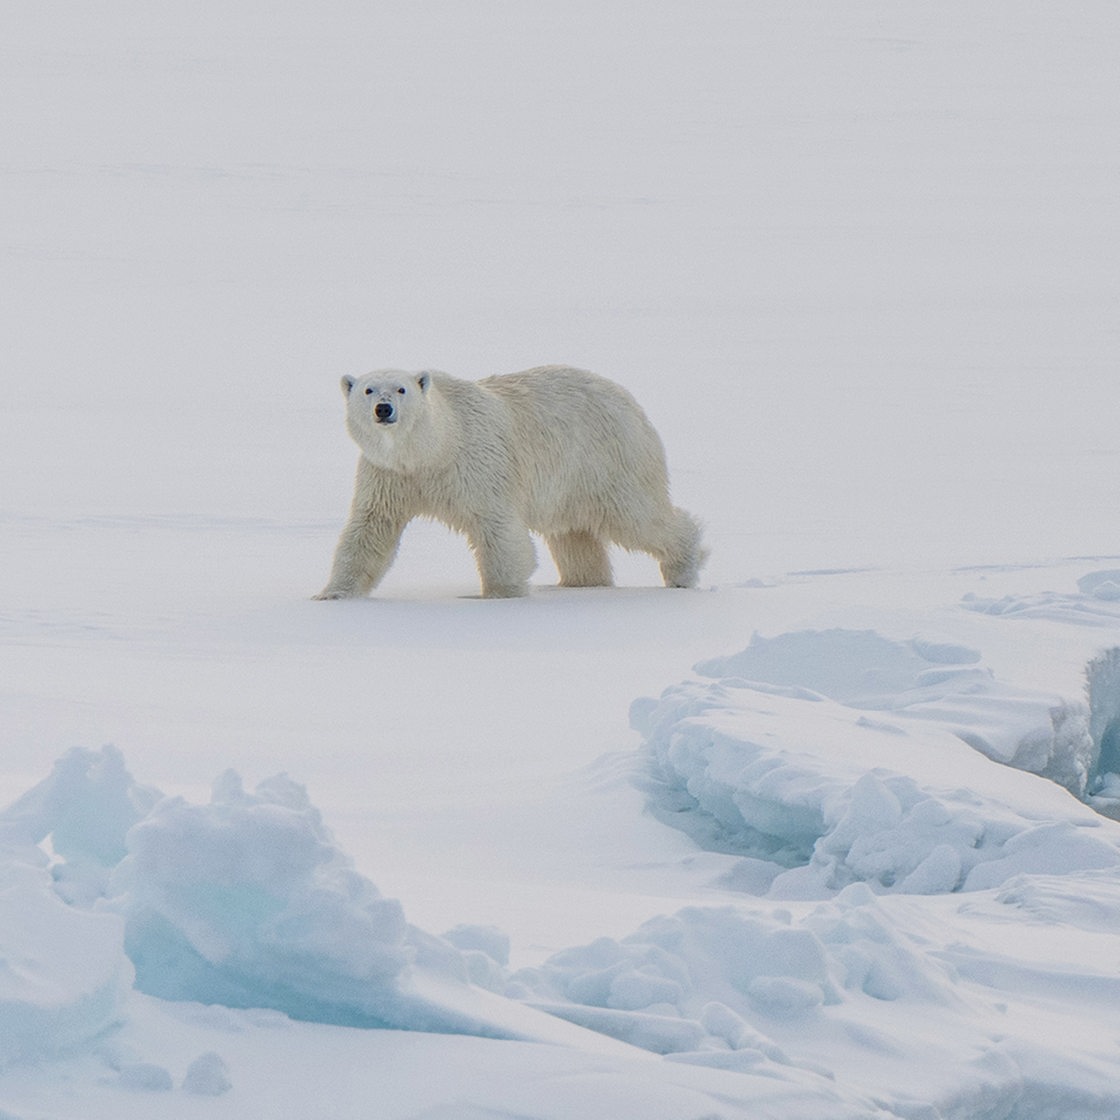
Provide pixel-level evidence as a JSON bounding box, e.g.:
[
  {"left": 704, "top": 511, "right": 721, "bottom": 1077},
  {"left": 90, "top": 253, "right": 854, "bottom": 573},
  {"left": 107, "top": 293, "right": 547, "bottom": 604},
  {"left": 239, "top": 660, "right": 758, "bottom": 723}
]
[
  {"left": 748, "top": 976, "right": 824, "bottom": 1016},
  {"left": 963, "top": 823, "right": 1120, "bottom": 891},
  {"left": 698, "top": 1001, "right": 788, "bottom": 1059},
  {"left": 105, "top": 767, "right": 635, "bottom": 1050},
  {"left": 0, "top": 745, "right": 160, "bottom": 874},
  {"left": 1077, "top": 570, "right": 1120, "bottom": 600},
  {"left": 183, "top": 1051, "right": 232, "bottom": 1096},
  {"left": 110, "top": 769, "right": 428, "bottom": 1027},
  {"left": 0, "top": 856, "right": 132, "bottom": 1067},
  {"left": 441, "top": 925, "right": 511, "bottom": 990},
  {"left": 441, "top": 924, "right": 511, "bottom": 967}
]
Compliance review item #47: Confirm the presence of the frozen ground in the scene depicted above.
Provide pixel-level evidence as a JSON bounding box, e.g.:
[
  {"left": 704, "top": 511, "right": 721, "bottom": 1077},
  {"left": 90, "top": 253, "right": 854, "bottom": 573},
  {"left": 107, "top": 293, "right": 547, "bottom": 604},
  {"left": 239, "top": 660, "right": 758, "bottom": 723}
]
[{"left": 2, "top": 2, "right": 1120, "bottom": 1118}]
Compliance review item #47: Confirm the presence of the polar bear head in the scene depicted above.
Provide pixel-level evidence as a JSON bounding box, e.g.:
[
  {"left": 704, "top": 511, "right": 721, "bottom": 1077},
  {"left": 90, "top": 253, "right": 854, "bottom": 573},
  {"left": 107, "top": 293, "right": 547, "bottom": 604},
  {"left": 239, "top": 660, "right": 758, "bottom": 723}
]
[{"left": 340, "top": 369, "right": 436, "bottom": 471}]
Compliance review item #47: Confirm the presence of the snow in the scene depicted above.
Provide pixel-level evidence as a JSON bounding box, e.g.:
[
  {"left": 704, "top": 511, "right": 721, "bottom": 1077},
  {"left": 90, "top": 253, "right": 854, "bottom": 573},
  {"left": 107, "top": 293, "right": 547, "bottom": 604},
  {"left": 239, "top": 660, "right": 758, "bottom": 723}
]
[
  {"left": 635, "top": 628, "right": 1120, "bottom": 897},
  {"left": 3, "top": 1, "right": 1120, "bottom": 1117}
]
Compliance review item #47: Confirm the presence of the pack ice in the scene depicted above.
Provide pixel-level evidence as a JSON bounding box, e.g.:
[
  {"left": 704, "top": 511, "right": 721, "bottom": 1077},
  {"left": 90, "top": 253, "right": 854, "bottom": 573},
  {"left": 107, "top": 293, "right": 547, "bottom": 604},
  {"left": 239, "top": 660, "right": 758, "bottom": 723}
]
[
  {"left": 0, "top": 746, "right": 640, "bottom": 1058},
  {"left": 635, "top": 628, "right": 1120, "bottom": 896},
  {"left": 504, "top": 621, "right": 1120, "bottom": 1115},
  {"left": 6, "top": 598, "right": 1120, "bottom": 1119}
]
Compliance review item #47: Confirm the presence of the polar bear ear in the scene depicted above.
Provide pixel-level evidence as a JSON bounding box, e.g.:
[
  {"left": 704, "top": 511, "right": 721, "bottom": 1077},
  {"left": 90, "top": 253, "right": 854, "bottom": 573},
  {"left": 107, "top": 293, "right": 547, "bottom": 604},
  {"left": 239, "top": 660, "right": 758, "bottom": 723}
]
[
  {"left": 417, "top": 372, "right": 431, "bottom": 393},
  {"left": 341, "top": 375, "right": 356, "bottom": 397}
]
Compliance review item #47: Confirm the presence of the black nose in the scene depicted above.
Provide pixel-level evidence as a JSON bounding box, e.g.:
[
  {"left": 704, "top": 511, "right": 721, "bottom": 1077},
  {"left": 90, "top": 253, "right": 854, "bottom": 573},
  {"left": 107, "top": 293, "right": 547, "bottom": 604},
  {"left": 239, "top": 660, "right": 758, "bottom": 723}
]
[{"left": 374, "top": 402, "right": 394, "bottom": 421}]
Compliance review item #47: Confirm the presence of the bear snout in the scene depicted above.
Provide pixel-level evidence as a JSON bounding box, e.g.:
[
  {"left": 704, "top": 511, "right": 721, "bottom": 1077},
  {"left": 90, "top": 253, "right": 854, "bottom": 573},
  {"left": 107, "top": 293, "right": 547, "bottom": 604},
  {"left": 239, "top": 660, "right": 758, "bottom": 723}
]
[{"left": 374, "top": 402, "right": 396, "bottom": 423}]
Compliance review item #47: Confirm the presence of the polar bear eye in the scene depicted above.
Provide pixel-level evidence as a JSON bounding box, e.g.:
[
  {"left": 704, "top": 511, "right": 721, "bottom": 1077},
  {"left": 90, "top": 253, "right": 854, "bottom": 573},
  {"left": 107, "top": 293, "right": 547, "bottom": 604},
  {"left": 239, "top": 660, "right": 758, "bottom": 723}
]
[
  {"left": 397, "top": 387, "right": 406, "bottom": 395},
  {"left": 364, "top": 387, "right": 374, "bottom": 395}
]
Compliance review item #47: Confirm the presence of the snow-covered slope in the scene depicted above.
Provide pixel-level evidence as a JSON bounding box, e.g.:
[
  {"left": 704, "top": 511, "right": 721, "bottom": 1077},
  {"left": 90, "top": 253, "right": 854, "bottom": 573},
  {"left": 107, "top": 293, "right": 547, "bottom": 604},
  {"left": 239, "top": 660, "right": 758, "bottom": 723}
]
[{"left": 3, "top": 3, "right": 1120, "bottom": 1117}]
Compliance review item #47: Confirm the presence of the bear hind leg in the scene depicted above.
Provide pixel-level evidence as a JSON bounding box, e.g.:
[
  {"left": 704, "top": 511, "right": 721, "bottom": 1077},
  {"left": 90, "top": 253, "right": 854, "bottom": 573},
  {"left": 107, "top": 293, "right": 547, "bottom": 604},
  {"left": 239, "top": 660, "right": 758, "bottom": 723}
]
[
  {"left": 654, "top": 507, "right": 708, "bottom": 588},
  {"left": 547, "top": 531, "right": 613, "bottom": 588},
  {"left": 613, "top": 506, "right": 707, "bottom": 589}
]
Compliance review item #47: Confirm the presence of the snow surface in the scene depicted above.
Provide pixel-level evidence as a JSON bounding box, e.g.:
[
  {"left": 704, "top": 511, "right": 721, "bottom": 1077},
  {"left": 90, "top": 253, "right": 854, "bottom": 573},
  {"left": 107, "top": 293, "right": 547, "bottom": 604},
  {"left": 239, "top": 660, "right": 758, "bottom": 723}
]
[{"left": 3, "top": 2, "right": 1120, "bottom": 1117}]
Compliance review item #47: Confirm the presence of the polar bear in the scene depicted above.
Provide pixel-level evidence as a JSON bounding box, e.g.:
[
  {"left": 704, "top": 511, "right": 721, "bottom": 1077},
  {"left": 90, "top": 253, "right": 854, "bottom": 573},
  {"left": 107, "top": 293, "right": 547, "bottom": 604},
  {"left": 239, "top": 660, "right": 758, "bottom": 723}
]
[{"left": 315, "top": 365, "right": 706, "bottom": 599}]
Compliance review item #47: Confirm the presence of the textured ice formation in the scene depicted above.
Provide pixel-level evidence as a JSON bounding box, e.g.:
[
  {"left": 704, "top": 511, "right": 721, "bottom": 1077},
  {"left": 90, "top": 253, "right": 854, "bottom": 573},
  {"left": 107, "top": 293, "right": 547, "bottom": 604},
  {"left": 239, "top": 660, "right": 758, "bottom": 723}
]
[
  {"left": 0, "top": 748, "right": 626, "bottom": 1057},
  {"left": 692, "top": 629, "right": 1094, "bottom": 791},
  {"left": 110, "top": 768, "right": 424, "bottom": 1027},
  {"left": 633, "top": 633, "right": 1120, "bottom": 898},
  {"left": 963, "top": 568, "right": 1120, "bottom": 625}
]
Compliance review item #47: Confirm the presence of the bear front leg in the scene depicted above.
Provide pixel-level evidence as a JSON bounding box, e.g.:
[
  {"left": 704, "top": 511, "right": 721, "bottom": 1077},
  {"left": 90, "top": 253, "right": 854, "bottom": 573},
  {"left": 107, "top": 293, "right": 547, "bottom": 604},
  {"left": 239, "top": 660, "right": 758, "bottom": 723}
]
[
  {"left": 468, "top": 518, "right": 536, "bottom": 598},
  {"left": 314, "top": 514, "right": 407, "bottom": 600}
]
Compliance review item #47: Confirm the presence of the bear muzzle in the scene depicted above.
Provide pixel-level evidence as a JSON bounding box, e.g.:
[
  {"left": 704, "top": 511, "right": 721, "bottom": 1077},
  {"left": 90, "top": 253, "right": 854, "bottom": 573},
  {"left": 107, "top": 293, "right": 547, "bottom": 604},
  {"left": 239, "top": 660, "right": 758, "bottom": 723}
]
[{"left": 373, "top": 402, "right": 397, "bottom": 424}]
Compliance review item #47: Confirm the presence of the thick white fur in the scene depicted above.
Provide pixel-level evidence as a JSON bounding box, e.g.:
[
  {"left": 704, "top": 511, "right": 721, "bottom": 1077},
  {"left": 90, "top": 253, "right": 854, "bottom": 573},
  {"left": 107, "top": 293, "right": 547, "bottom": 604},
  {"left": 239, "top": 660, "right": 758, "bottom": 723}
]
[{"left": 316, "top": 365, "right": 707, "bottom": 599}]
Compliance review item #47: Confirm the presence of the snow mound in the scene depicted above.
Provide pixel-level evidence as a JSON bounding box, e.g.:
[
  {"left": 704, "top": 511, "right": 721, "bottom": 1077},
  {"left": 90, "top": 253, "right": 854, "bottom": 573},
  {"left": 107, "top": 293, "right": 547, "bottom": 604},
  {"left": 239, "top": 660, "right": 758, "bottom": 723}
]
[
  {"left": 511, "top": 878, "right": 1120, "bottom": 1115},
  {"left": 509, "top": 901, "right": 893, "bottom": 1106},
  {"left": 692, "top": 628, "right": 1092, "bottom": 790},
  {"left": 182, "top": 1051, "right": 232, "bottom": 1096},
  {"left": 963, "top": 568, "right": 1120, "bottom": 626},
  {"left": 696, "top": 628, "right": 985, "bottom": 707},
  {"left": 633, "top": 636, "right": 1120, "bottom": 897},
  {"left": 513, "top": 892, "right": 964, "bottom": 1041}
]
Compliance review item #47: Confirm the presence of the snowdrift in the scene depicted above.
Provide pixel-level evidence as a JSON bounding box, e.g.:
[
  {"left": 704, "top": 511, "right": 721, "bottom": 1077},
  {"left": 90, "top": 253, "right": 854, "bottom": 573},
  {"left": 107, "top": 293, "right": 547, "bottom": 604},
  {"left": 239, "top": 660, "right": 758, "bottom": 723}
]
[
  {"left": 6, "top": 604, "right": 1120, "bottom": 1120},
  {"left": 634, "top": 628, "right": 1120, "bottom": 896}
]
